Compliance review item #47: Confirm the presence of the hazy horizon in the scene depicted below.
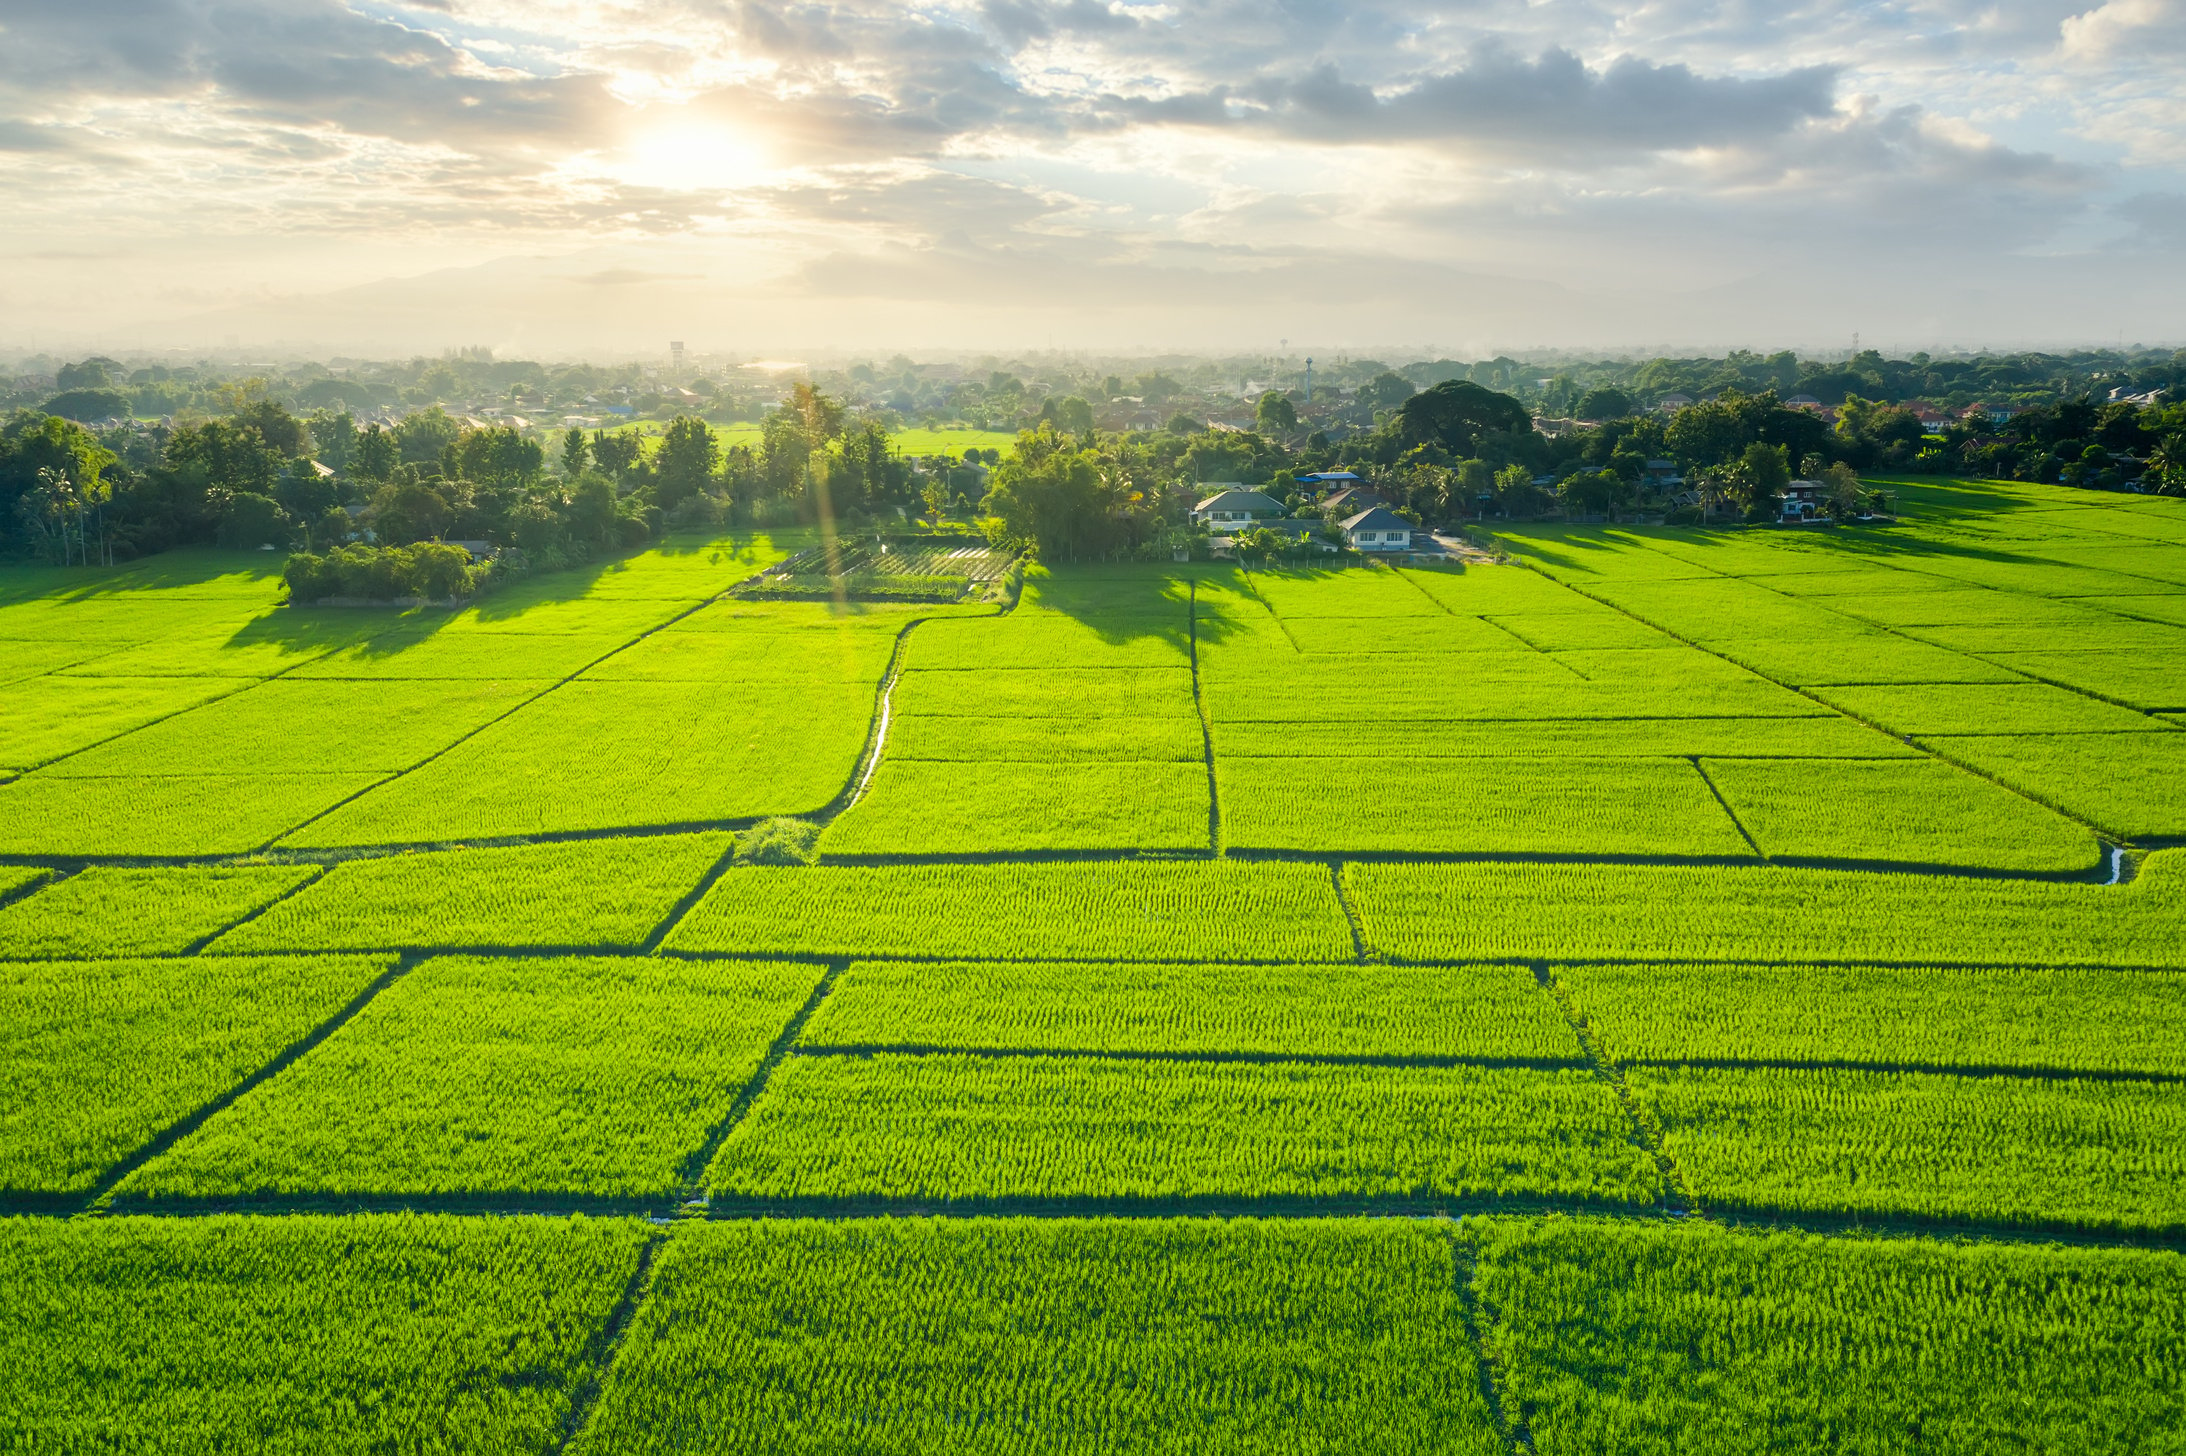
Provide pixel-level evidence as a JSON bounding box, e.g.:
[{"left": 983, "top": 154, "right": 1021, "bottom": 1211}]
[{"left": 5, "top": 1, "right": 2184, "bottom": 356}]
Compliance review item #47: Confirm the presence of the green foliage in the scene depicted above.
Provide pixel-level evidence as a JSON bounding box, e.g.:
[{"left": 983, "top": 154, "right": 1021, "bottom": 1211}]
[
  {"left": 123, "top": 956, "right": 820, "bottom": 1205},
  {"left": 735, "top": 816, "right": 820, "bottom": 865},
  {"left": 2, "top": 954, "right": 390, "bottom": 1196},
  {"left": 1470, "top": 1218, "right": 2186, "bottom": 1454},
  {"left": 826, "top": 760, "right": 1211, "bottom": 853},
  {"left": 1395, "top": 380, "right": 1530, "bottom": 454},
  {"left": 282, "top": 541, "right": 483, "bottom": 603},
  {"left": 579, "top": 1219, "right": 1506, "bottom": 1455},
  {"left": 0, "top": 1214, "right": 649, "bottom": 1449},
  {"left": 711, "top": 1053, "right": 1660, "bottom": 1204}
]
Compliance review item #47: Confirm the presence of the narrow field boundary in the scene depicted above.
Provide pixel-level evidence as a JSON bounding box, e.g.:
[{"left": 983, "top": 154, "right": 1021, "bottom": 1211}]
[
  {"left": 1450, "top": 1233, "right": 1538, "bottom": 1456},
  {"left": 674, "top": 959, "right": 847, "bottom": 1196},
  {"left": 552, "top": 1230, "right": 664, "bottom": 1456},
  {"left": 787, "top": 1044, "right": 1589, "bottom": 1071},
  {"left": 1688, "top": 756, "right": 1766, "bottom": 859},
  {"left": 179, "top": 863, "right": 327, "bottom": 954},
  {"left": 1189, "top": 579, "right": 1222, "bottom": 854}
]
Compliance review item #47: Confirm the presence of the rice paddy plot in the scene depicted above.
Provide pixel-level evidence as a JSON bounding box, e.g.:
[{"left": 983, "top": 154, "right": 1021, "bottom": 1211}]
[
  {"left": 1581, "top": 579, "right": 1842, "bottom": 637},
  {"left": 1203, "top": 671, "right": 1813, "bottom": 723},
  {"left": 287, "top": 629, "right": 632, "bottom": 679},
  {"left": 1484, "top": 612, "right": 1677, "bottom": 651},
  {"left": 1017, "top": 568, "right": 1192, "bottom": 618},
  {"left": 1701, "top": 756, "right": 2102, "bottom": 871},
  {"left": 121, "top": 956, "right": 822, "bottom": 1206},
  {"left": 1211, "top": 715, "right": 1905, "bottom": 760},
  {"left": 1552, "top": 647, "right": 1771, "bottom": 685},
  {"left": 1809, "top": 680, "right": 2169, "bottom": 736},
  {"left": 1346, "top": 854, "right": 2186, "bottom": 967},
  {"left": 1401, "top": 564, "right": 1597, "bottom": 613},
  {"left": 52, "top": 618, "right": 381, "bottom": 678},
  {"left": 49, "top": 678, "right": 551, "bottom": 777},
  {"left": 1558, "top": 961, "right": 2186, "bottom": 1074},
  {"left": 1219, "top": 755, "right": 1755, "bottom": 857},
  {"left": 213, "top": 833, "right": 731, "bottom": 953},
  {"left": 1920, "top": 732, "right": 2186, "bottom": 840},
  {"left": 1826, "top": 589, "right": 2120, "bottom": 630},
  {"left": 708, "top": 1052, "right": 1663, "bottom": 1206},
  {"left": 2081, "top": 593, "right": 2186, "bottom": 625},
  {"left": 1631, "top": 1065, "right": 2186, "bottom": 1230},
  {"left": 0, "top": 675, "right": 248, "bottom": 769},
  {"left": 1910, "top": 558, "right": 2182, "bottom": 597},
  {"left": 574, "top": 537, "right": 797, "bottom": 597},
  {"left": 0, "top": 1214, "right": 649, "bottom": 1452},
  {"left": 580, "top": 624, "right": 900, "bottom": 683},
  {"left": 577, "top": 1218, "right": 1505, "bottom": 1456},
  {"left": 666, "top": 598, "right": 984, "bottom": 633},
  {"left": 801, "top": 960, "right": 1582, "bottom": 1061},
  {"left": 892, "top": 665, "right": 1198, "bottom": 718},
  {"left": 887, "top": 712, "right": 1205, "bottom": 762},
  {"left": 431, "top": 593, "right": 702, "bottom": 637},
  {"left": 0, "top": 639, "right": 125, "bottom": 685},
  {"left": 906, "top": 613, "right": 1191, "bottom": 669},
  {"left": 825, "top": 760, "right": 1210, "bottom": 855},
  {"left": 1244, "top": 568, "right": 1449, "bottom": 618},
  {"left": 1505, "top": 534, "right": 1722, "bottom": 582},
  {"left": 0, "top": 865, "right": 318, "bottom": 959},
  {"left": 1980, "top": 650, "right": 2186, "bottom": 711},
  {"left": 1901, "top": 620, "right": 2186, "bottom": 656},
  {"left": 0, "top": 771, "right": 391, "bottom": 856},
  {"left": 1468, "top": 1218, "right": 2186, "bottom": 1456},
  {"left": 1279, "top": 613, "right": 1534, "bottom": 654},
  {"left": 665, "top": 860, "right": 1357, "bottom": 962},
  {"left": 1704, "top": 633, "right": 2025, "bottom": 686},
  {"left": 282, "top": 680, "right": 873, "bottom": 845},
  {"left": 1, "top": 954, "right": 392, "bottom": 1199}
]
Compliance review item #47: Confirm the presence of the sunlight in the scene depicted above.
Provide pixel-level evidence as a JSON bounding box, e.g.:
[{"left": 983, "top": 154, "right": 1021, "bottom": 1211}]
[{"left": 620, "top": 122, "right": 768, "bottom": 192}]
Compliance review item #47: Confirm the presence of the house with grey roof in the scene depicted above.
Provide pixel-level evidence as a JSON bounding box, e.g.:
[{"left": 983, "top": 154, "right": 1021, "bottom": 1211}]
[
  {"left": 1192, "top": 487, "right": 1286, "bottom": 531},
  {"left": 1340, "top": 506, "right": 1413, "bottom": 553}
]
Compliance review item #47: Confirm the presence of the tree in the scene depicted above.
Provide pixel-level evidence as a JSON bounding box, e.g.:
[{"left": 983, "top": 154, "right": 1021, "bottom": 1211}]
[
  {"left": 1040, "top": 396, "right": 1095, "bottom": 433},
  {"left": 1255, "top": 391, "right": 1298, "bottom": 433},
  {"left": 368, "top": 480, "right": 453, "bottom": 545},
  {"left": 652, "top": 416, "right": 719, "bottom": 512},
  {"left": 353, "top": 424, "right": 397, "bottom": 481},
  {"left": 1164, "top": 412, "right": 1201, "bottom": 436},
  {"left": 591, "top": 430, "right": 642, "bottom": 481},
  {"left": 394, "top": 406, "right": 460, "bottom": 465},
  {"left": 1359, "top": 372, "right": 1416, "bottom": 411},
  {"left": 455, "top": 426, "right": 545, "bottom": 489},
  {"left": 1577, "top": 387, "right": 1633, "bottom": 420},
  {"left": 561, "top": 427, "right": 590, "bottom": 479},
  {"left": 1396, "top": 381, "right": 1530, "bottom": 455},
  {"left": 982, "top": 447, "right": 1123, "bottom": 561}
]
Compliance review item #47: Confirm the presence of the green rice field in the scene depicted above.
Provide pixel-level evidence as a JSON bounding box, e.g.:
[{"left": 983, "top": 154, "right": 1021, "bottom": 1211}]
[{"left": 6, "top": 481, "right": 2186, "bottom": 1448}]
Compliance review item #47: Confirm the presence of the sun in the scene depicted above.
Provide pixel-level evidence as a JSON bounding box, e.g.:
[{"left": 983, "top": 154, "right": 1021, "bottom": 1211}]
[{"left": 621, "top": 122, "right": 769, "bottom": 192}]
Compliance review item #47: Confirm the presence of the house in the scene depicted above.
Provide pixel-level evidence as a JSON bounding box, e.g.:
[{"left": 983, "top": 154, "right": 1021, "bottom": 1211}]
[
  {"left": 1904, "top": 401, "right": 1951, "bottom": 432},
  {"left": 1297, "top": 470, "right": 1362, "bottom": 487},
  {"left": 1784, "top": 394, "right": 1822, "bottom": 411},
  {"left": 1642, "top": 460, "right": 1683, "bottom": 488},
  {"left": 1341, "top": 506, "right": 1413, "bottom": 552},
  {"left": 1319, "top": 485, "right": 1389, "bottom": 515},
  {"left": 1656, "top": 393, "right": 1694, "bottom": 412},
  {"left": 1192, "top": 487, "right": 1286, "bottom": 530},
  {"left": 1966, "top": 402, "right": 2018, "bottom": 424},
  {"left": 1779, "top": 480, "right": 1826, "bottom": 524}
]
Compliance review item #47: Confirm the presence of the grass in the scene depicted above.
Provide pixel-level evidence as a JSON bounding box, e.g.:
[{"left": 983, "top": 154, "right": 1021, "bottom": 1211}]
[
  {"left": 824, "top": 760, "right": 1211, "bottom": 854},
  {"left": 0, "top": 866, "right": 319, "bottom": 958}
]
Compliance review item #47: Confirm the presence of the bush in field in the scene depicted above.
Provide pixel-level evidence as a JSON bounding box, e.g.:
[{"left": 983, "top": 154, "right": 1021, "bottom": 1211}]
[
  {"left": 735, "top": 817, "right": 820, "bottom": 866},
  {"left": 283, "top": 542, "right": 485, "bottom": 603}
]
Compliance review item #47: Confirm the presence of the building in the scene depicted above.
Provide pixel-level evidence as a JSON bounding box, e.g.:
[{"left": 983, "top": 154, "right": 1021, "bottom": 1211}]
[
  {"left": 1656, "top": 393, "right": 1694, "bottom": 412},
  {"left": 1341, "top": 506, "right": 1413, "bottom": 552},
  {"left": 1192, "top": 487, "right": 1286, "bottom": 530},
  {"left": 1785, "top": 394, "right": 1822, "bottom": 411},
  {"left": 1642, "top": 460, "right": 1683, "bottom": 488},
  {"left": 1779, "top": 480, "right": 1826, "bottom": 524},
  {"left": 1319, "top": 485, "right": 1389, "bottom": 515}
]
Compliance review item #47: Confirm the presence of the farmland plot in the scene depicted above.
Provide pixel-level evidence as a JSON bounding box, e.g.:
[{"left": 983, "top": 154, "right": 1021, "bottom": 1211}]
[
  {"left": 1632, "top": 1065, "right": 2186, "bottom": 1230},
  {"left": 0, "top": 674, "right": 249, "bottom": 769},
  {"left": 1, "top": 954, "right": 392, "bottom": 1199},
  {"left": 709, "top": 1052, "right": 1662, "bottom": 1206},
  {"left": 825, "top": 760, "right": 1211, "bottom": 854},
  {"left": 1210, "top": 715, "right": 1909, "bottom": 760},
  {"left": 215, "top": 834, "right": 730, "bottom": 952},
  {"left": 802, "top": 959, "right": 1581, "bottom": 1061},
  {"left": 0, "top": 770, "right": 392, "bottom": 856},
  {"left": 0, "top": 865, "right": 320, "bottom": 958},
  {"left": 887, "top": 711, "right": 1204, "bottom": 762},
  {"left": 290, "top": 629, "right": 634, "bottom": 679},
  {"left": 1218, "top": 755, "right": 1755, "bottom": 857},
  {"left": 1470, "top": 1219, "right": 2186, "bottom": 1456},
  {"left": 0, "top": 1214, "right": 648, "bottom": 1452},
  {"left": 282, "top": 680, "right": 872, "bottom": 844},
  {"left": 892, "top": 665, "right": 1198, "bottom": 718},
  {"left": 1923, "top": 732, "right": 2186, "bottom": 838},
  {"left": 579, "top": 1218, "right": 1504, "bottom": 1456},
  {"left": 1806, "top": 680, "right": 2168, "bottom": 735},
  {"left": 1347, "top": 854, "right": 2186, "bottom": 966},
  {"left": 1558, "top": 961, "right": 2186, "bottom": 1075},
  {"left": 1701, "top": 756, "right": 2104, "bottom": 871},
  {"left": 665, "top": 860, "right": 1356, "bottom": 962},
  {"left": 122, "top": 956, "right": 822, "bottom": 1205}
]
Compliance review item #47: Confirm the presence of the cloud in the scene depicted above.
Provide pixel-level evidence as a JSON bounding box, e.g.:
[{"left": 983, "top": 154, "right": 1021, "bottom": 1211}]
[{"left": 2060, "top": 0, "right": 2186, "bottom": 60}]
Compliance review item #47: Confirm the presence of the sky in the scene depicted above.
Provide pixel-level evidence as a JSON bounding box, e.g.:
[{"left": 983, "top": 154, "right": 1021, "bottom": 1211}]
[{"left": 2, "top": 0, "right": 2184, "bottom": 358}]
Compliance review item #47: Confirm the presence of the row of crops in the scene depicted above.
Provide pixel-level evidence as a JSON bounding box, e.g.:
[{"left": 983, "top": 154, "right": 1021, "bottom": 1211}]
[{"left": 7, "top": 1214, "right": 2183, "bottom": 1451}]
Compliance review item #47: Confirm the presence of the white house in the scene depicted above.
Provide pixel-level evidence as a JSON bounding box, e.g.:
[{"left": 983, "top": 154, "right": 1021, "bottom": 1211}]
[
  {"left": 1192, "top": 487, "right": 1286, "bottom": 530},
  {"left": 1341, "top": 506, "right": 1412, "bottom": 552}
]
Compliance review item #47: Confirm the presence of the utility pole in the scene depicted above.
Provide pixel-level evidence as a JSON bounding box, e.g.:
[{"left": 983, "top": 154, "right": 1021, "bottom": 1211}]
[{"left": 1304, "top": 358, "right": 1313, "bottom": 404}]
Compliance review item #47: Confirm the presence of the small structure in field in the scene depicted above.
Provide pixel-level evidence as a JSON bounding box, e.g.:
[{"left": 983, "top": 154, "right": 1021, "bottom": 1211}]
[
  {"left": 1779, "top": 481, "right": 1826, "bottom": 524},
  {"left": 1341, "top": 506, "right": 1413, "bottom": 552}
]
